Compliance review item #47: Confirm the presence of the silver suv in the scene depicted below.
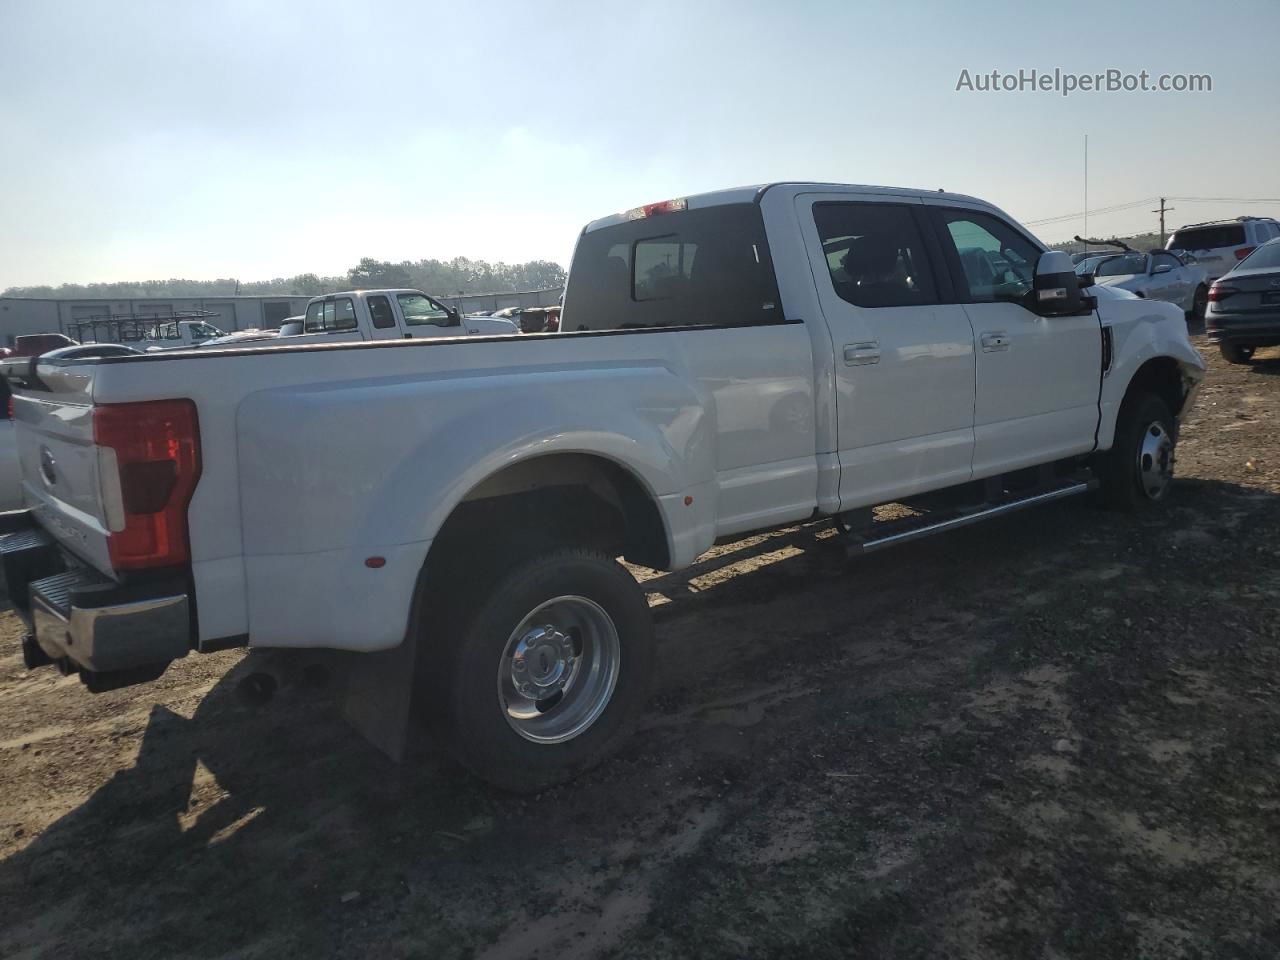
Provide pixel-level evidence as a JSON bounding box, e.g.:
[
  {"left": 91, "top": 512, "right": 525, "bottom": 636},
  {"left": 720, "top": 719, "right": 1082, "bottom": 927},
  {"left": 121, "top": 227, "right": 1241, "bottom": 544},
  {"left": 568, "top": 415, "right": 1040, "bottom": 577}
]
[{"left": 1167, "top": 217, "right": 1280, "bottom": 282}]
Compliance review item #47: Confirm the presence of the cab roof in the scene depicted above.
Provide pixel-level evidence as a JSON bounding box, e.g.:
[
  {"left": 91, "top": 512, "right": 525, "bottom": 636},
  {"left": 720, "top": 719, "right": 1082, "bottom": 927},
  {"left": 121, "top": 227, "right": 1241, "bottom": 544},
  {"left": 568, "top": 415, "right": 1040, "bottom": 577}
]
[{"left": 583, "top": 182, "right": 990, "bottom": 233}]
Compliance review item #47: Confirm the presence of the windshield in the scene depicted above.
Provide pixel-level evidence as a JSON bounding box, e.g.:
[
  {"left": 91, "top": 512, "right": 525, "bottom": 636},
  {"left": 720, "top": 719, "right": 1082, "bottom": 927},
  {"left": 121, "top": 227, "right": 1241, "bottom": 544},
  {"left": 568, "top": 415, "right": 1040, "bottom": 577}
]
[
  {"left": 1092, "top": 253, "right": 1147, "bottom": 277},
  {"left": 1074, "top": 256, "right": 1110, "bottom": 275}
]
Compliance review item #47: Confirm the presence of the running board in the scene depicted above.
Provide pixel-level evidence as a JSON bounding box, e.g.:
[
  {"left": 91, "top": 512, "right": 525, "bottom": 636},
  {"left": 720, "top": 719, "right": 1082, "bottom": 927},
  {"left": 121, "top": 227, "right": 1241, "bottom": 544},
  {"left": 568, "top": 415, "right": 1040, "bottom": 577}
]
[{"left": 844, "top": 480, "right": 1095, "bottom": 556}]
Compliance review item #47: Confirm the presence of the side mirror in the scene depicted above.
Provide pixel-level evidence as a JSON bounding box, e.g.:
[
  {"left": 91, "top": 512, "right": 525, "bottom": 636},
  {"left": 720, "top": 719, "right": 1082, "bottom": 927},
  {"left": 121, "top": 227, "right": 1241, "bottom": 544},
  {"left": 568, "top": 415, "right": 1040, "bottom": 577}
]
[
  {"left": 1152, "top": 264, "right": 1172, "bottom": 275},
  {"left": 1077, "top": 271, "right": 1096, "bottom": 288},
  {"left": 1031, "top": 251, "right": 1090, "bottom": 316},
  {"left": 447, "top": 307, "right": 462, "bottom": 327}
]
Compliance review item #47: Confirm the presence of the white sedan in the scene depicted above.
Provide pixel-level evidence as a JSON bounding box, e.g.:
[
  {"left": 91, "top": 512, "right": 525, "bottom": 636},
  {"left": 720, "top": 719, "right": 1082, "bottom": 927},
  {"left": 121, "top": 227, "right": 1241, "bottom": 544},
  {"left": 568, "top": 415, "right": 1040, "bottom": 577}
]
[{"left": 1076, "top": 250, "right": 1209, "bottom": 319}]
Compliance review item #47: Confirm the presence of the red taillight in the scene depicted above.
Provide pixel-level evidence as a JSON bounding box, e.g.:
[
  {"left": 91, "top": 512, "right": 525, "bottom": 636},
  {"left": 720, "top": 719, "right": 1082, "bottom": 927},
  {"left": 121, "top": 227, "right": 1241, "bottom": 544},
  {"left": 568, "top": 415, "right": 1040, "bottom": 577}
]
[
  {"left": 1234, "top": 246, "right": 1256, "bottom": 260},
  {"left": 1207, "top": 285, "right": 1238, "bottom": 302},
  {"left": 94, "top": 400, "right": 201, "bottom": 570}
]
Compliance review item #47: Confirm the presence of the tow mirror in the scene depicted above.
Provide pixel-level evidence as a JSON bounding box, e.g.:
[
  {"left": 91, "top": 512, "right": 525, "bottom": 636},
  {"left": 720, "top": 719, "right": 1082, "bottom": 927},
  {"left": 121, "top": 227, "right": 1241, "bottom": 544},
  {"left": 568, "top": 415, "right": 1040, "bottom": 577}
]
[{"left": 1031, "top": 251, "right": 1092, "bottom": 316}]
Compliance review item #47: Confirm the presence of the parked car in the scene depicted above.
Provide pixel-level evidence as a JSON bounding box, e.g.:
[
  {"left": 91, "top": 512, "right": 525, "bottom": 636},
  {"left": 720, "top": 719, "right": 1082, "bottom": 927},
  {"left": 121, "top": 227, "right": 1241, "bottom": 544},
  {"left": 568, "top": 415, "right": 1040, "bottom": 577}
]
[
  {"left": 1167, "top": 217, "right": 1280, "bottom": 282},
  {"left": 0, "top": 181, "right": 1204, "bottom": 792},
  {"left": 1205, "top": 236, "right": 1280, "bottom": 364},
  {"left": 1075, "top": 250, "right": 1208, "bottom": 319}
]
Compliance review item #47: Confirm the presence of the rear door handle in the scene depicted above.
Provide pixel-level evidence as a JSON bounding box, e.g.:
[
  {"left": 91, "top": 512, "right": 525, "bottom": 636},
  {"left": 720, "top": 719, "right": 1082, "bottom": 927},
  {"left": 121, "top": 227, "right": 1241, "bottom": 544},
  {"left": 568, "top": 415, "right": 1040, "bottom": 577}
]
[
  {"left": 844, "top": 341, "right": 880, "bottom": 365},
  {"left": 980, "top": 332, "right": 1010, "bottom": 352}
]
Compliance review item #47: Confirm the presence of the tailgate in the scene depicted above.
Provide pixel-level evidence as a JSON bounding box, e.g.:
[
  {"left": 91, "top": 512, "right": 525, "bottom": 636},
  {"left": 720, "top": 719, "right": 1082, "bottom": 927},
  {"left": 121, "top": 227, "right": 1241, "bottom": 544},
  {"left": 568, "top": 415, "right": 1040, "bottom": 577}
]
[{"left": 2, "top": 356, "right": 114, "bottom": 574}]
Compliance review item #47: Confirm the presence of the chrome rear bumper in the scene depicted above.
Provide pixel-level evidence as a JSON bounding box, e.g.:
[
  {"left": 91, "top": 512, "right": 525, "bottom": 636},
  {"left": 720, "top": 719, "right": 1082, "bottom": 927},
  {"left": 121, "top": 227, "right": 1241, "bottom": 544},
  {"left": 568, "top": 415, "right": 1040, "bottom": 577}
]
[{"left": 1, "top": 512, "right": 192, "bottom": 683}]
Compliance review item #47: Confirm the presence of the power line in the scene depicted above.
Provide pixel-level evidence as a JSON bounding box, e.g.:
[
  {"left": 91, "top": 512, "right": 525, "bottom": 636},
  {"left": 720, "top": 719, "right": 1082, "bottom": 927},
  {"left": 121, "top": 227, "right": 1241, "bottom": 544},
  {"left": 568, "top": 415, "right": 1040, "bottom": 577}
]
[
  {"left": 1168, "top": 196, "right": 1280, "bottom": 204},
  {"left": 1024, "top": 195, "right": 1280, "bottom": 230},
  {"left": 1023, "top": 197, "right": 1156, "bottom": 227}
]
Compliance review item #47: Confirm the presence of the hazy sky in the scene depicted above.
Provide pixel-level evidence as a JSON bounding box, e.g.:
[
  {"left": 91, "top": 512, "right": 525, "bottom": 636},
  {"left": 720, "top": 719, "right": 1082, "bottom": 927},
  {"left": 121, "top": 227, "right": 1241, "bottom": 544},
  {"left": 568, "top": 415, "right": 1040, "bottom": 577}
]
[{"left": 2, "top": 0, "right": 1278, "bottom": 289}]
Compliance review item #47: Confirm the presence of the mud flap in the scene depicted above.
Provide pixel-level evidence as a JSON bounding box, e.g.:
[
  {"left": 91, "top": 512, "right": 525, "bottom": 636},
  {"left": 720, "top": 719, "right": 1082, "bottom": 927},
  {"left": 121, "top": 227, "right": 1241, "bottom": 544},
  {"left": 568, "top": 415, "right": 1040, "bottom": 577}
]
[{"left": 340, "top": 634, "right": 420, "bottom": 762}]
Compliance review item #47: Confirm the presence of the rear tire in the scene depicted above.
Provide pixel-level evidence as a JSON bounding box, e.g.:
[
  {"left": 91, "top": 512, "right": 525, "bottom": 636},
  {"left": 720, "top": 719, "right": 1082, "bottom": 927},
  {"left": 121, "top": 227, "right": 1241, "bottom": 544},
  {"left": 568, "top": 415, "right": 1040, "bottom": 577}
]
[
  {"left": 1220, "top": 343, "right": 1256, "bottom": 365},
  {"left": 425, "top": 547, "right": 654, "bottom": 792},
  {"left": 1097, "top": 392, "right": 1177, "bottom": 511}
]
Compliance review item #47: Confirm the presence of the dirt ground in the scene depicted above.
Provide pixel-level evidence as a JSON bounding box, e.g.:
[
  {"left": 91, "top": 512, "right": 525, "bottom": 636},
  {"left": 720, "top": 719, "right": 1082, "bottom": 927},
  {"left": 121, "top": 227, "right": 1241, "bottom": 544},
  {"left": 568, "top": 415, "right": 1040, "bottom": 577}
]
[{"left": 2, "top": 336, "right": 1279, "bottom": 960}]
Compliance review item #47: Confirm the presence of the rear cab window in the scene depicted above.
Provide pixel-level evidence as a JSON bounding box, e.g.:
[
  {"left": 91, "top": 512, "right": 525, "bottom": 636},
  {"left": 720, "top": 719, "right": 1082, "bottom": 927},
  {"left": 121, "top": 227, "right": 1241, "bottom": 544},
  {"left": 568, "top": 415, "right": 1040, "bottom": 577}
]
[
  {"left": 304, "top": 297, "right": 358, "bottom": 333},
  {"left": 562, "top": 203, "right": 783, "bottom": 331}
]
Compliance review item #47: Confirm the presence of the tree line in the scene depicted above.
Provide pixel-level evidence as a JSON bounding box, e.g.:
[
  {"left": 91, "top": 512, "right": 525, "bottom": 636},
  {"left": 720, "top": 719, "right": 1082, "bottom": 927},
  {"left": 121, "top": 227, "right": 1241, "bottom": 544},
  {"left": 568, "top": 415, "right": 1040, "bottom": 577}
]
[{"left": 3, "top": 256, "right": 567, "bottom": 300}]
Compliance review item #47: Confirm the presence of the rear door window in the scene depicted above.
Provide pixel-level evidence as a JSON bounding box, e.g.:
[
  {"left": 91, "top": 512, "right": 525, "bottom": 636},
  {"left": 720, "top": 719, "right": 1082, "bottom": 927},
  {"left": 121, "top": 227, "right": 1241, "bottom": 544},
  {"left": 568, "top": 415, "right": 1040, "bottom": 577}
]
[
  {"left": 367, "top": 295, "right": 396, "bottom": 329},
  {"left": 812, "top": 203, "right": 938, "bottom": 307},
  {"left": 563, "top": 203, "right": 783, "bottom": 331}
]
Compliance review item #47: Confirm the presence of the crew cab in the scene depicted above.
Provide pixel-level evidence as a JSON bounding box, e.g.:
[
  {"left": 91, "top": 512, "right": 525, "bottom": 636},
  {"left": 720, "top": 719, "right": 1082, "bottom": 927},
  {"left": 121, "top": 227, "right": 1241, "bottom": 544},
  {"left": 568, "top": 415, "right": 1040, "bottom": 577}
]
[
  {"left": 288, "top": 289, "right": 519, "bottom": 343},
  {"left": 0, "top": 183, "right": 1204, "bottom": 792}
]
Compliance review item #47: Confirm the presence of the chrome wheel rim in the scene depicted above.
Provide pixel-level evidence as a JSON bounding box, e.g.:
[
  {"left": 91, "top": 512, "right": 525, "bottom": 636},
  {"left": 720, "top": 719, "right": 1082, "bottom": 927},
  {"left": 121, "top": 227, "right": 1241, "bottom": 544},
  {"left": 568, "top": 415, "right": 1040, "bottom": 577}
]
[
  {"left": 497, "top": 596, "right": 620, "bottom": 744},
  {"left": 1137, "top": 420, "right": 1175, "bottom": 500}
]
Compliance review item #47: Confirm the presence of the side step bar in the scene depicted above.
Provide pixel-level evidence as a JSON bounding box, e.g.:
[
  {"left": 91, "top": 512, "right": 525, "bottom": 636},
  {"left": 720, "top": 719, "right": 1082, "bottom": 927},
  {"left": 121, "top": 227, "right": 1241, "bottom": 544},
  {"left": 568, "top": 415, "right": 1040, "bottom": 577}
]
[{"left": 843, "top": 480, "right": 1095, "bottom": 556}]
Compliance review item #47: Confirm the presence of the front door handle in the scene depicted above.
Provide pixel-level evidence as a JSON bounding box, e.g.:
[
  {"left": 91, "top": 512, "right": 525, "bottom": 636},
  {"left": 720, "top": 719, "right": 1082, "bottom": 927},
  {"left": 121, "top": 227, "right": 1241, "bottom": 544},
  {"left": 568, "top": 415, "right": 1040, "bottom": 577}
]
[
  {"left": 844, "top": 341, "right": 881, "bottom": 365},
  {"left": 980, "top": 332, "right": 1010, "bottom": 352}
]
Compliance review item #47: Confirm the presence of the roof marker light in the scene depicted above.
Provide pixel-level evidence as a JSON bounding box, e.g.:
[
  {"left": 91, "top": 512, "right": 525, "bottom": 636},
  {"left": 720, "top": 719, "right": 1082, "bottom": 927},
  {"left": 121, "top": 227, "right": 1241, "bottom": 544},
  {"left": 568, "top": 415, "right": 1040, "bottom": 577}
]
[{"left": 625, "top": 198, "right": 688, "bottom": 220}]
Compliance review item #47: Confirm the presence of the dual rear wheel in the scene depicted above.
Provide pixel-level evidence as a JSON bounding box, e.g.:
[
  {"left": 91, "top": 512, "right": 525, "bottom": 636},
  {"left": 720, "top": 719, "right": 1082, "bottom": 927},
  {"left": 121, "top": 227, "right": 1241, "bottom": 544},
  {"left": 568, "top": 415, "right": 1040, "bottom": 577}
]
[{"left": 421, "top": 547, "right": 653, "bottom": 793}]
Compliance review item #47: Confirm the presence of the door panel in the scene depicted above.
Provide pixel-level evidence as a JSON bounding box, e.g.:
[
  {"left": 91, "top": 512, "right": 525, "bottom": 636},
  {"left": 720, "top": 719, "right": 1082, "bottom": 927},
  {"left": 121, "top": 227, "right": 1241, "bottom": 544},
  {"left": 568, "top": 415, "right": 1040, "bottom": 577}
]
[
  {"left": 926, "top": 205, "right": 1101, "bottom": 478},
  {"left": 797, "top": 195, "right": 977, "bottom": 510}
]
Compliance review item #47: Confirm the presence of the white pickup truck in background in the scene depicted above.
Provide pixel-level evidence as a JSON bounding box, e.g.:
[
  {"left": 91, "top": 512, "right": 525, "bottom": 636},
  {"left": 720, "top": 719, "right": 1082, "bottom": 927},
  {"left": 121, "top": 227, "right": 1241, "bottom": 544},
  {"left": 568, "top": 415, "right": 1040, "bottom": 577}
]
[
  {"left": 0, "top": 182, "right": 1204, "bottom": 791},
  {"left": 286, "top": 289, "right": 519, "bottom": 343}
]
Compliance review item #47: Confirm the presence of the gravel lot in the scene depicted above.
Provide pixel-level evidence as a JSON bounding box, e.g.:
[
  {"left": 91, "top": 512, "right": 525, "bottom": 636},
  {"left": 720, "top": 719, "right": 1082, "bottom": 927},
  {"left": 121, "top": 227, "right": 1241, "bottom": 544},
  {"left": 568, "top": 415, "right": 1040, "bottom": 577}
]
[{"left": 2, "top": 335, "right": 1279, "bottom": 960}]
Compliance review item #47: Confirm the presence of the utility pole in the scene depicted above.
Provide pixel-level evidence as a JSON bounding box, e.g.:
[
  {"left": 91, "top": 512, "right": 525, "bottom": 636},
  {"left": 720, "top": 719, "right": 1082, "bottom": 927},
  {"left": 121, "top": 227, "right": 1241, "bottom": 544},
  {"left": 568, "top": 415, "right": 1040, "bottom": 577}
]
[
  {"left": 1151, "top": 198, "right": 1174, "bottom": 247},
  {"left": 1083, "top": 134, "right": 1088, "bottom": 252}
]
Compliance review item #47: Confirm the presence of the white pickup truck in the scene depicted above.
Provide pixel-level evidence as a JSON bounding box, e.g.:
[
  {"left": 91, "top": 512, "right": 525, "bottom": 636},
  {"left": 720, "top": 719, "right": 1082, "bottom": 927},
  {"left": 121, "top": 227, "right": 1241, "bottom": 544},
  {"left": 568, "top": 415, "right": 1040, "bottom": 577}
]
[
  {"left": 286, "top": 289, "right": 519, "bottom": 343},
  {"left": 0, "top": 183, "right": 1204, "bottom": 791}
]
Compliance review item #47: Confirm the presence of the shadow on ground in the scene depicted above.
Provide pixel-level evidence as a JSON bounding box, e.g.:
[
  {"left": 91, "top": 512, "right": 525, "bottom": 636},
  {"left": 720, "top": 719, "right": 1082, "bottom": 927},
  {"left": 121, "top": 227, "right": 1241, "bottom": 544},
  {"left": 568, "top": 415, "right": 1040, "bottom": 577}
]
[{"left": 3, "top": 478, "right": 1280, "bottom": 959}]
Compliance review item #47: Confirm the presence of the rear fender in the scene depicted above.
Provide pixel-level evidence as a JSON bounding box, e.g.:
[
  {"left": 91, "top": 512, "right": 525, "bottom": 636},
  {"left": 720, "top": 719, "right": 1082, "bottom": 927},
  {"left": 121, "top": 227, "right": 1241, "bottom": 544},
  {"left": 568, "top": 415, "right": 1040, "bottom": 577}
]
[{"left": 236, "top": 364, "right": 715, "bottom": 651}]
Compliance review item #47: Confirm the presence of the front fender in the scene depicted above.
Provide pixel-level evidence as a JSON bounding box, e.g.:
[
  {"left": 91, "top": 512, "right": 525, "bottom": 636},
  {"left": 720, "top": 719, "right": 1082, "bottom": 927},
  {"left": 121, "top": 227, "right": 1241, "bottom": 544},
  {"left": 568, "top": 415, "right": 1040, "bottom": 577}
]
[{"left": 1097, "top": 296, "right": 1206, "bottom": 451}]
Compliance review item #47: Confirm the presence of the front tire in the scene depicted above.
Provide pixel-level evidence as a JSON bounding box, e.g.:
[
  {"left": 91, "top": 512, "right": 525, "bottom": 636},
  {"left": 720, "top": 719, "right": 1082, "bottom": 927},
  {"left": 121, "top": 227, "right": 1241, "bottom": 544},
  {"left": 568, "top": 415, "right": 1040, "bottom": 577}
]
[
  {"left": 1220, "top": 343, "right": 1256, "bottom": 365},
  {"left": 1097, "top": 393, "right": 1178, "bottom": 511},
  {"left": 426, "top": 548, "right": 654, "bottom": 792}
]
